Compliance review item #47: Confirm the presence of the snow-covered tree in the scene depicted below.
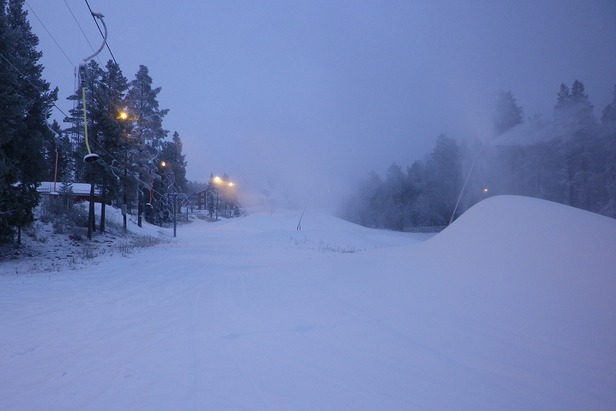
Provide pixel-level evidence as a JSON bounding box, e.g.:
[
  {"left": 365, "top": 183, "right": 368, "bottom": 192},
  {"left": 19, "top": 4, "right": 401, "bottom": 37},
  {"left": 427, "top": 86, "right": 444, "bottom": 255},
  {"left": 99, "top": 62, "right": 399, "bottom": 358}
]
[
  {"left": 0, "top": 0, "right": 56, "bottom": 243},
  {"left": 493, "top": 90, "right": 523, "bottom": 135}
]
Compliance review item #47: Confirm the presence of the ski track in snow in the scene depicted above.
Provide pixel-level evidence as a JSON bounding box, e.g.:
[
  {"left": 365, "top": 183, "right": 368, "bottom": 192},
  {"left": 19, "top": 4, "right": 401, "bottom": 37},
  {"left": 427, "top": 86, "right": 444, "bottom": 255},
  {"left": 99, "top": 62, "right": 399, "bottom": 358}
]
[{"left": 1, "top": 196, "right": 615, "bottom": 410}]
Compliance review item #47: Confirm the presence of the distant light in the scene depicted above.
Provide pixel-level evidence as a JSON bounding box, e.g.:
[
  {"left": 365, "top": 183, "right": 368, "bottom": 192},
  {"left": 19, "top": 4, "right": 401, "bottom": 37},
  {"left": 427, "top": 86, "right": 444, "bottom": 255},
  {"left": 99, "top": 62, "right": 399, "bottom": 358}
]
[
  {"left": 483, "top": 187, "right": 489, "bottom": 193},
  {"left": 118, "top": 111, "right": 128, "bottom": 120},
  {"left": 213, "top": 176, "right": 222, "bottom": 184},
  {"left": 161, "top": 161, "right": 167, "bottom": 167},
  {"left": 228, "top": 182, "right": 235, "bottom": 187}
]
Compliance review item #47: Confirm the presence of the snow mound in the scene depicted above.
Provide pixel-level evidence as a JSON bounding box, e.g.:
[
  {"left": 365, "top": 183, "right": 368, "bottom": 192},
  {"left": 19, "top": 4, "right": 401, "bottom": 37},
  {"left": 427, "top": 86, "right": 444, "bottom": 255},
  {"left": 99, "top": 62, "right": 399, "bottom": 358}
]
[
  {"left": 339, "top": 195, "right": 616, "bottom": 409},
  {"left": 425, "top": 195, "right": 616, "bottom": 280}
]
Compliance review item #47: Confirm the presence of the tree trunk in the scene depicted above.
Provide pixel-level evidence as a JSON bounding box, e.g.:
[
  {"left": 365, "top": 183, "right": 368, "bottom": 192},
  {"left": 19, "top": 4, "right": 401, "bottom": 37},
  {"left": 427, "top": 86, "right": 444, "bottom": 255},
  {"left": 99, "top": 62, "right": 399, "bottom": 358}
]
[
  {"left": 138, "top": 180, "right": 143, "bottom": 228},
  {"left": 100, "top": 201, "right": 106, "bottom": 233},
  {"left": 100, "top": 176, "right": 107, "bottom": 233},
  {"left": 87, "top": 182, "right": 95, "bottom": 240}
]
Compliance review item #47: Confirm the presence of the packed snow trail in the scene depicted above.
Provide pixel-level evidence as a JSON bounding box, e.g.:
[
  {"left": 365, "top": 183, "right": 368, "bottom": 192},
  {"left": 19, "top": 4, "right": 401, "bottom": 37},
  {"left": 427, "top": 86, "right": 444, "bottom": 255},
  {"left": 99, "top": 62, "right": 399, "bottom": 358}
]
[{"left": 1, "top": 196, "right": 615, "bottom": 410}]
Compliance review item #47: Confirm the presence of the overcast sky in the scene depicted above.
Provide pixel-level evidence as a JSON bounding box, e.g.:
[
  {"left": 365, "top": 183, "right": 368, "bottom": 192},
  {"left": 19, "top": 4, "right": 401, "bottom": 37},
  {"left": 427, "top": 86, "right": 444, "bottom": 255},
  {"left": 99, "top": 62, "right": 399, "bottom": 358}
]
[{"left": 27, "top": 0, "right": 616, "bottom": 208}]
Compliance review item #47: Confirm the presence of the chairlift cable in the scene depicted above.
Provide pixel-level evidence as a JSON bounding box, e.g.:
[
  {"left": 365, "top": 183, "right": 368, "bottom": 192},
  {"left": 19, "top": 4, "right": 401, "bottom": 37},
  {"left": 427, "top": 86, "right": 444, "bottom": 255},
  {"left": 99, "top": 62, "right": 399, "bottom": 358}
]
[
  {"left": 24, "top": 1, "right": 75, "bottom": 68},
  {"left": 84, "top": 0, "right": 118, "bottom": 65},
  {"left": 0, "top": 52, "right": 70, "bottom": 119}
]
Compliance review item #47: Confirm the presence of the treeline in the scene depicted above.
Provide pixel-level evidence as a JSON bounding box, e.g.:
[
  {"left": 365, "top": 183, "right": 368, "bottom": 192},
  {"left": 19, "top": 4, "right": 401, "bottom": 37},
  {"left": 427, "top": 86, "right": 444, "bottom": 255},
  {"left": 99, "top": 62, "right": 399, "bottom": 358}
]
[
  {"left": 341, "top": 81, "right": 616, "bottom": 231},
  {"left": 0, "top": 0, "right": 187, "bottom": 243}
]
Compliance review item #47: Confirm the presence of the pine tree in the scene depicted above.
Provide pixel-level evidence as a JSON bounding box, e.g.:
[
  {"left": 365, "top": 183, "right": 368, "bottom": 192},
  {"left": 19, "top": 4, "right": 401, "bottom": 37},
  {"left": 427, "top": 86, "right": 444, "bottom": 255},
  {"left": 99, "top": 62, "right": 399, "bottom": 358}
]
[
  {"left": 64, "top": 60, "right": 104, "bottom": 183},
  {"left": 0, "top": 0, "right": 56, "bottom": 243},
  {"left": 43, "top": 120, "right": 72, "bottom": 183},
  {"left": 554, "top": 80, "right": 596, "bottom": 133},
  {"left": 381, "top": 163, "right": 406, "bottom": 230},
  {"left": 405, "top": 160, "right": 430, "bottom": 228},
  {"left": 599, "top": 85, "right": 616, "bottom": 217},
  {"left": 427, "top": 134, "right": 462, "bottom": 225},
  {"left": 601, "top": 85, "right": 616, "bottom": 129},
  {"left": 554, "top": 80, "right": 600, "bottom": 209},
  {"left": 160, "top": 131, "right": 188, "bottom": 192},
  {"left": 0, "top": 0, "right": 24, "bottom": 241},
  {"left": 90, "top": 60, "right": 129, "bottom": 232},
  {"left": 126, "top": 65, "right": 169, "bottom": 226},
  {"left": 493, "top": 90, "right": 523, "bottom": 135},
  {"left": 126, "top": 65, "right": 169, "bottom": 150}
]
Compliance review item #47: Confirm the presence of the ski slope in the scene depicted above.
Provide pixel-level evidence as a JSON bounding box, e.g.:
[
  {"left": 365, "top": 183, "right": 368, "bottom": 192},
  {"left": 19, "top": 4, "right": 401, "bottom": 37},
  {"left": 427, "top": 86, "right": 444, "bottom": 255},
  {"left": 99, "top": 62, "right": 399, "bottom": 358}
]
[{"left": 1, "top": 195, "right": 615, "bottom": 410}]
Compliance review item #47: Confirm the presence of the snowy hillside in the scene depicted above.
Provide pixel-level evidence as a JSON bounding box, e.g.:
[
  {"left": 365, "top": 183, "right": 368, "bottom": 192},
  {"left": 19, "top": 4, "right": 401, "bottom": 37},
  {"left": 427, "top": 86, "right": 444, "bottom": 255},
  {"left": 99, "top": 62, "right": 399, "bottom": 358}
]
[{"left": 1, "top": 195, "right": 615, "bottom": 410}]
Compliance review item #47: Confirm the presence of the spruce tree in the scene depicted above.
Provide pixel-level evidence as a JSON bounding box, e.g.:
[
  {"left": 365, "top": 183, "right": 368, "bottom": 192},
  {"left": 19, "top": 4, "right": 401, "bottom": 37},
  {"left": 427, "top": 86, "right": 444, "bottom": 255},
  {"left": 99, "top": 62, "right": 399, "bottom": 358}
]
[
  {"left": 0, "top": 0, "right": 56, "bottom": 243},
  {"left": 0, "top": 0, "right": 24, "bottom": 241},
  {"left": 126, "top": 65, "right": 169, "bottom": 150},
  {"left": 601, "top": 85, "right": 616, "bottom": 128},
  {"left": 427, "top": 134, "right": 462, "bottom": 224},
  {"left": 493, "top": 90, "right": 523, "bottom": 135},
  {"left": 554, "top": 80, "right": 596, "bottom": 133},
  {"left": 126, "top": 65, "right": 169, "bottom": 226},
  {"left": 159, "top": 131, "right": 188, "bottom": 193},
  {"left": 90, "top": 60, "right": 129, "bottom": 232}
]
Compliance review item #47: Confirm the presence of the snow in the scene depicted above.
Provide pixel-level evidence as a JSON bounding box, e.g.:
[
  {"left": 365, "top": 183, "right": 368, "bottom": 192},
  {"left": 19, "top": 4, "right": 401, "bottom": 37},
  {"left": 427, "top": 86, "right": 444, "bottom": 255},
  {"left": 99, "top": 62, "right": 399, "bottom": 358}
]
[{"left": 1, "top": 195, "right": 615, "bottom": 410}]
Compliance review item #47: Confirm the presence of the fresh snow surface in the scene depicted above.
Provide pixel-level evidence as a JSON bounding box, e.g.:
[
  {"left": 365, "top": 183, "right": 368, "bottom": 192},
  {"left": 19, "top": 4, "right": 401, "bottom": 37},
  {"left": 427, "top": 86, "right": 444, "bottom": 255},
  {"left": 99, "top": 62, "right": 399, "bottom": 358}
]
[{"left": 1, "top": 195, "right": 615, "bottom": 410}]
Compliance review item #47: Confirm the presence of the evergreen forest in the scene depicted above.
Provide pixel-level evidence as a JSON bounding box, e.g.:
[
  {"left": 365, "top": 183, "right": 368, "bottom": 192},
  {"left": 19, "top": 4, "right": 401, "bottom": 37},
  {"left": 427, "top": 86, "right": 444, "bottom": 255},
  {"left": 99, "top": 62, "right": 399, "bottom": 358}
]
[{"left": 340, "top": 85, "right": 616, "bottom": 231}]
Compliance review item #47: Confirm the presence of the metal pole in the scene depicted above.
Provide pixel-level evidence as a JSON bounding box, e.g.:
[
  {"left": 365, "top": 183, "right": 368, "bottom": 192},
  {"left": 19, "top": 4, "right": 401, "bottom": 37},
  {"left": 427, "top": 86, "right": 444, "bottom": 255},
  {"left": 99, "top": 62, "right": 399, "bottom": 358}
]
[
  {"left": 123, "top": 162, "right": 127, "bottom": 232},
  {"left": 173, "top": 193, "right": 177, "bottom": 237},
  {"left": 449, "top": 144, "right": 487, "bottom": 225},
  {"left": 53, "top": 148, "right": 58, "bottom": 194}
]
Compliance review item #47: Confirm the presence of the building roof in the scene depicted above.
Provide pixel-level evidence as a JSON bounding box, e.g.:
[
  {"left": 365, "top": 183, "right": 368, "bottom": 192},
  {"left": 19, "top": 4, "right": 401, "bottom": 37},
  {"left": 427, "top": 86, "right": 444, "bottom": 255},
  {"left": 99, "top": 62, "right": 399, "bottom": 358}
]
[{"left": 37, "top": 182, "right": 101, "bottom": 196}]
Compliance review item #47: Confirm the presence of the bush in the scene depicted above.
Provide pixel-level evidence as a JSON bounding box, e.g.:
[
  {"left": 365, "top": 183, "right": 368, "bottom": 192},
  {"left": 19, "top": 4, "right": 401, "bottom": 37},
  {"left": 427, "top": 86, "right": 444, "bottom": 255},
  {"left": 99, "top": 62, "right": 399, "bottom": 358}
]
[{"left": 40, "top": 184, "right": 87, "bottom": 235}]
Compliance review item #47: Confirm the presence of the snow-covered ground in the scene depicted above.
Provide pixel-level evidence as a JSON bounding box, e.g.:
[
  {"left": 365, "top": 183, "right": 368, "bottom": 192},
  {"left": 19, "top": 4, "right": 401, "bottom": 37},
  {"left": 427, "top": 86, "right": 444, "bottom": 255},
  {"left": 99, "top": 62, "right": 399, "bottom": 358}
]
[{"left": 1, "top": 195, "right": 615, "bottom": 410}]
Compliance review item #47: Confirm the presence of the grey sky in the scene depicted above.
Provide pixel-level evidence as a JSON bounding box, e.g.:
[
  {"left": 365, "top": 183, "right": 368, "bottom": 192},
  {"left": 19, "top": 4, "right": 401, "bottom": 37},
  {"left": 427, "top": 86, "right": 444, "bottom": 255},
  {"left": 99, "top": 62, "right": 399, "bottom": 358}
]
[{"left": 27, "top": 0, "right": 616, "bottom": 208}]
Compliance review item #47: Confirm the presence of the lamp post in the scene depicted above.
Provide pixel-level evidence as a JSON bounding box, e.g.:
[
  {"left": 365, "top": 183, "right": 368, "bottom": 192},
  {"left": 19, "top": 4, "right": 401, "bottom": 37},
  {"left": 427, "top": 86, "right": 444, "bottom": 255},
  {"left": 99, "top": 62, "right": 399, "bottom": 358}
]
[
  {"left": 210, "top": 175, "right": 236, "bottom": 219},
  {"left": 118, "top": 110, "right": 131, "bottom": 232}
]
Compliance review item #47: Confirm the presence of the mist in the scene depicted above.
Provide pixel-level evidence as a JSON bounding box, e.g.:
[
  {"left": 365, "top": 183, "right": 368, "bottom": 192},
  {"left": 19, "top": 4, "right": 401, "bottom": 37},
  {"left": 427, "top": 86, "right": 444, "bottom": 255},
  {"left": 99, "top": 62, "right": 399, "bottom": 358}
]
[{"left": 27, "top": 0, "right": 616, "bottom": 212}]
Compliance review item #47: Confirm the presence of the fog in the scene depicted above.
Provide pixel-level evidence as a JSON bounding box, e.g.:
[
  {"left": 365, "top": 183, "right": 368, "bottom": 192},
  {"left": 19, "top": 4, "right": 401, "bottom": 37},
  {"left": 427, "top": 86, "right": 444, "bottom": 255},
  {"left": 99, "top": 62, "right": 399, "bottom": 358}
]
[{"left": 28, "top": 0, "right": 616, "bottom": 210}]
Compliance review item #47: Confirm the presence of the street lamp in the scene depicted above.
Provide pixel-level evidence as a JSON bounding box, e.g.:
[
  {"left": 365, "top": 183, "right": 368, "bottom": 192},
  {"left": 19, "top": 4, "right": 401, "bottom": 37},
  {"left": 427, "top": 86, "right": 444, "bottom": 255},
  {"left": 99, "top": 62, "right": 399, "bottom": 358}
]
[
  {"left": 210, "top": 175, "right": 236, "bottom": 219},
  {"left": 117, "top": 110, "right": 132, "bottom": 231}
]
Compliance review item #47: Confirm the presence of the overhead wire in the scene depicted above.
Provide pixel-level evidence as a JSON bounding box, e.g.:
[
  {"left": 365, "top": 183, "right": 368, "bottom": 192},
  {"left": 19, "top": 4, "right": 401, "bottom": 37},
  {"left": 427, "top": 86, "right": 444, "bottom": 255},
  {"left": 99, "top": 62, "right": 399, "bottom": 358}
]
[
  {"left": 24, "top": 1, "right": 75, "bottom": 68},
  {"left": 62, "top": 0, "right": 101, "bottom": 66},
  {"left": 83, "top": 0, "right": 118, "bottom": 65},
  {"left": 0, "top": 52, "right": 70, "bottom": 120}
]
